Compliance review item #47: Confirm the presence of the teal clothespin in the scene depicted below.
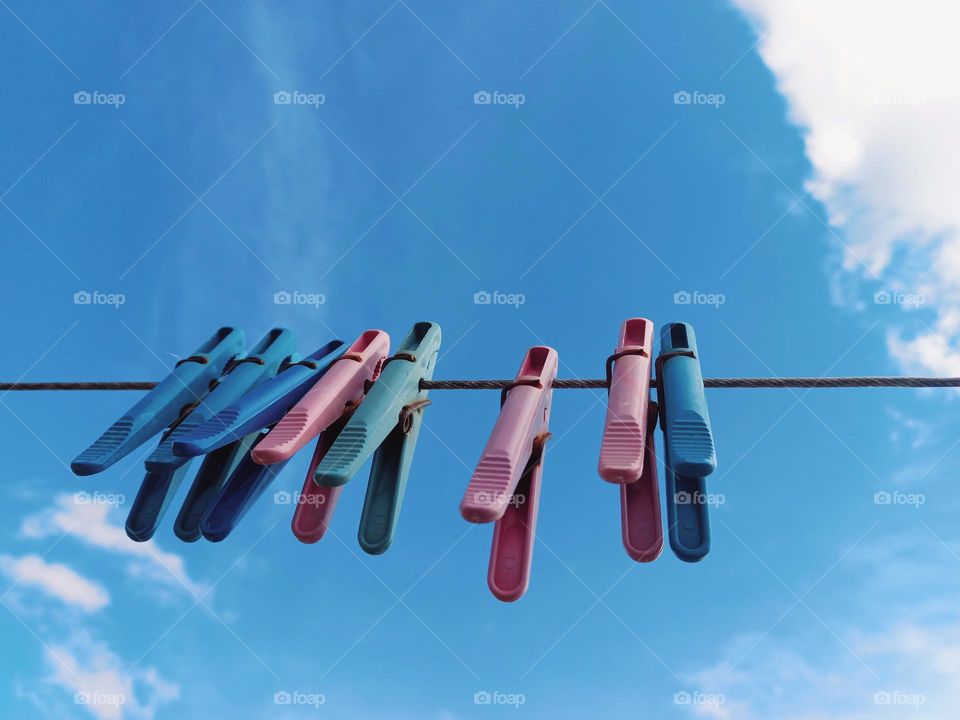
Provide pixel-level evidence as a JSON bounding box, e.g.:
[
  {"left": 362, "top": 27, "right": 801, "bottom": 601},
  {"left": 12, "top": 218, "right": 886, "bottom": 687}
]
[
  {"left": 71, "top": 327, "right": 245, "bottom": 476},
  {"left": 314, "top": 322, "right": 441, "bottom": 555}
]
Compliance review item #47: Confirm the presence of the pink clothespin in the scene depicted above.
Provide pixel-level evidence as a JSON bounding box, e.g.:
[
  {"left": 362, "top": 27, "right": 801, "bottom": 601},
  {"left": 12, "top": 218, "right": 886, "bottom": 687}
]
[
  {"left": 250, "top": 329, "right": 389, "bottom": 543},
  {"left": 620, "top": 402, "right": 663, "bottom": 562},
  {"left": 598, "top": 318, "right": 654, "bottom": 483},
  {"left": 460, "top": 346, "right": 557, "bottom": 602}
]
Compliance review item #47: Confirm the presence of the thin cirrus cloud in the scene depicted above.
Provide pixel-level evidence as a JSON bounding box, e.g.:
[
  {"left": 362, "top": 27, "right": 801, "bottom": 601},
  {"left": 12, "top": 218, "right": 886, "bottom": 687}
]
[
  {"left": 20, "top": 493, "right": 207, "bottom": 599},
  {"left": 730, "top": 0, "right": 960, "bottom": 374},
  {"left": 0, "top": 554, "right": 109, "bottom": 613}
]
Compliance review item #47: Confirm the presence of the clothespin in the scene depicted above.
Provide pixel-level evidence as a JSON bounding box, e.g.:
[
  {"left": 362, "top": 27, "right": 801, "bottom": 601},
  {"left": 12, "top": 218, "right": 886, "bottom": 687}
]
[
  {"left": 313, "top": 322, "right": 441, "bottom": 555},
  {"left": 250, "top": 329, "right": 390, "bottom": 544},
  {"left": 657, "top": 322, "right": 715, "bottom": 562},
  {"left": 171, "top": 340, "right": 346, "bottom": 457},
  {"left": 124, "top": 329, "right": 296, "bottom": 542},
  {"left": 597, "top": 318, "right": 663, "bottom": 561},
  {"left": 460, "top": 346, "right": 557, "bottom": 602},
  {"left": 620, "top": 402, "right": 663, "bottom": 562},
  {"left": 599, "top": 318, "right": 654, "bottom": 482},
  {"left": 71, "top": 327, "right": 244, "bottom": 476}
]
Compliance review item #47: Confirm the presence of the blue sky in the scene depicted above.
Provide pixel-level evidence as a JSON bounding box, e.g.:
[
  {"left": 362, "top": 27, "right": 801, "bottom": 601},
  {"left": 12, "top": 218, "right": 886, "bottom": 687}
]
[{"left": 2, "top": 1, "right": 959, "bottom": 718}]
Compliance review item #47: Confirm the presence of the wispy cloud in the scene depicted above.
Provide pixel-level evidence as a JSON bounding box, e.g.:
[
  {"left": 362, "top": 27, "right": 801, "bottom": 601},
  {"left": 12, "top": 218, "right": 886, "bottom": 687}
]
[
  {"left": 20, "top": 494, "right": 206, "bottom": 598},
  {"left": 0, "top": 554, "right": 109, "bottom": 613},
  {"left": 731, "top": 1, "right": 960, "bottom": 374}
]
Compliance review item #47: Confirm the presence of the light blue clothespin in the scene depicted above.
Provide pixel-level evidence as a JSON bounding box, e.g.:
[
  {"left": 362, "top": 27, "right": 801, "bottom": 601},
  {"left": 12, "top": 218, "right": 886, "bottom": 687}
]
[
  {"left": 124, "top": 329, "right": 297, "bottom": 542},
  {"left": 71, "top": 327, "right": 245, "bottom": 476},
  {"left": 314, "top": 322, "right": 441, "bottom": 555}
]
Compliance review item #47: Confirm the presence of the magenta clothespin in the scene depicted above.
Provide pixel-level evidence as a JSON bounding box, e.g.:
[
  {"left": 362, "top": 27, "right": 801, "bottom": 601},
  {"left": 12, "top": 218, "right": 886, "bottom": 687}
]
[
  {"left": 251, "top": 330, "right": 389, "bottom": 465},
  {"left": 598, "top": 318, "right": 654, "bottom": 483},
  {"left": 289, "top": 418, "right": 348, "bottom": 543},
  {"left": 620, "top": 402, "right": 663, "bottom": 561},
  {"left": 460, "top": 346, "right": 558, "bottom": 602}
]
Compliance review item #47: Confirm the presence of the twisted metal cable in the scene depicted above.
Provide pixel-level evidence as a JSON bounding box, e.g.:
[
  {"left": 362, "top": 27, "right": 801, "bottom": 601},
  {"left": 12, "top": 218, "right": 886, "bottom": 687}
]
[{"left": 2, "top": 376, "right": 960, "bottom": 391}]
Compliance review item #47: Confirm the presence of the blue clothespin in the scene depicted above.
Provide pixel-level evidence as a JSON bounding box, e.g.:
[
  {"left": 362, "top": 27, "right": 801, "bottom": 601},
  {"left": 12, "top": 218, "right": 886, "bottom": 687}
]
[
  {"left": 71, "top": 327, "right": 244, "bottom": 476},
  {"left": 314, "top": 322, "right": 441, "bottom": 555},
  {"left": 657, "top": 323, "right": 716, "bottom": 476},
  {"left": 657, "top": 322, "right": 716, "bottom": 562},
  {"left": 171, "top": 340, "right": 346, "bottom": 457},
  {"left": 200, "top": 431, "right": 292, "bottom": 542},
  {"left": 124, "top": 329, "right": 296, "bottom": 542}
]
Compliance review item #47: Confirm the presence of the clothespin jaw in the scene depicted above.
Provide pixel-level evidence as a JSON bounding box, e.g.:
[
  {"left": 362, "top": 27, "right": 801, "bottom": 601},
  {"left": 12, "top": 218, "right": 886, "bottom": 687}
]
[
  {"left": 461, "top": 346, "right": 557, "bottom": 602},
  {"left": 663, "top": 451, "right": 711, "bottom": 562},
  {"left": 313, "top": 322, "right": 441, "bottom": 489},
  {"left": 251, "top": 329, "right": 390, "bottom": 465},
  {"left": 620, "top": 402, "right": 664, "bottom": 562},
  {"left": 200, "top": 431, "right": 292, "bottom": 542},
  {"left": 290, "top": 417, "right": 350, "bottom": 543},
  {"left": 144, "top": 328, "right": 297, "bottom": 472},
  {"left": 657, "top": 323, "right": 716, "bottom": 477},
  {"left": 71, "top": 327, "right": 244, "bottom": 476},
  {"left": 599, "top": 318, "right": 654, "bottom": 483},
  {"left": 171, "top": 340, "right": 346, "bottom": 458}
]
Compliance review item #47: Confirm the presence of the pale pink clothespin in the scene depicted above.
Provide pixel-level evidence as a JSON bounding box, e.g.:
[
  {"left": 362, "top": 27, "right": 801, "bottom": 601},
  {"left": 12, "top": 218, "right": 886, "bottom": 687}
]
[
  {"left": 251, "top": 329, "right": 390, "bottom": 543},
  {"left": 460, "top": 346, "right": 557, "bottom": 602},
  {"left": 599, "top": 318, "right": 663, "bottom": 562}
]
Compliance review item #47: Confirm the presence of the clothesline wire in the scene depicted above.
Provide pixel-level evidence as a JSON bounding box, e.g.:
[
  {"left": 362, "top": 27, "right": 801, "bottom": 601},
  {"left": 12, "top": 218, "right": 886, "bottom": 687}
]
[{"left": 1, "top": 376, "right": 959, "bottom": 392}]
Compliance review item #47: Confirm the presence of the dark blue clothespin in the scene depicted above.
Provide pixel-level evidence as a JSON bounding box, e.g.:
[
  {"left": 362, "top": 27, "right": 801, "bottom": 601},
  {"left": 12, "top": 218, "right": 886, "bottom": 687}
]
[
  {"left": 657, "top": 322, "right": 716, "bottom": 562},
  {"left": 72, "top": 327, "right": 244, "bottom": 476},
  {"left": 313, "top": 322, "right": 441, "bottom": 555},
  {"left": 124, "top": 329, "right": 296, "bottom": 542},
  {"left": 171, "top": 340, "right": 345, "bottom": 541}
]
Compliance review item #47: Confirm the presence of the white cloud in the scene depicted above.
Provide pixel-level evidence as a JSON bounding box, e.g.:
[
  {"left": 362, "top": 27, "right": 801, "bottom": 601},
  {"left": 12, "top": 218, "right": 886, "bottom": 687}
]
[
  {"left": 21, "top": 493, "right": 206, "bottom": 599},
  {"left": 731, "top": 1, "right": 960, "bottom": 373},
  {"left": 0, "top": 554, "right": 109, "bottom": 613},
  {"left": 44, "top": 631, "right": 179, "bottom": 720}
]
